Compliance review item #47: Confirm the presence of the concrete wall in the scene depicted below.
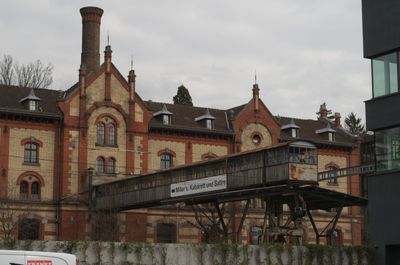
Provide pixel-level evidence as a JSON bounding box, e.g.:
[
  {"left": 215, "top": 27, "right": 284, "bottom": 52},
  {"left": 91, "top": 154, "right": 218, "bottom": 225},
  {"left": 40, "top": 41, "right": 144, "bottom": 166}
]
[{"left": 2, "top": 240, "right": 371, "bottom": 265}]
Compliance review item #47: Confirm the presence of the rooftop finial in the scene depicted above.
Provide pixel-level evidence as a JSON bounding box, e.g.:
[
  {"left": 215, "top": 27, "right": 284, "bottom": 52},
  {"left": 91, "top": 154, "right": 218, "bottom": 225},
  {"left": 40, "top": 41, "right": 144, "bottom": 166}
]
[
  {"left": 107, "top": 30, "right": 110, "bottom": 46},
  {"left": 254, "top": 70, "right": 257, "bottom": 84},
  {"left": 131, "top": 55, "right": 133, "bottom": 70}
]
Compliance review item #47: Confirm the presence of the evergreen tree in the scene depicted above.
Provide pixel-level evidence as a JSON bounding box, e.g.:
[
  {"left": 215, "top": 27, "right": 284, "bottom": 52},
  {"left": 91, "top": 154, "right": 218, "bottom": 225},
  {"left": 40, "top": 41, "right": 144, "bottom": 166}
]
[
  {"left": 173, "top": 85, "right": 193, "bottom": 106},
  {"left": 344, "top": 112, "right": 365, "bottom": 134}
]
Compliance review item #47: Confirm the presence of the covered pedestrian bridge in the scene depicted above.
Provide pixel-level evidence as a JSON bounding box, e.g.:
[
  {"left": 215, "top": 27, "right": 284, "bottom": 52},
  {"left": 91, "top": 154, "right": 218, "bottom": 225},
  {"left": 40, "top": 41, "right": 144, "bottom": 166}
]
[{"left": 92, "top": 140, "right": 367, "bottom": 244}]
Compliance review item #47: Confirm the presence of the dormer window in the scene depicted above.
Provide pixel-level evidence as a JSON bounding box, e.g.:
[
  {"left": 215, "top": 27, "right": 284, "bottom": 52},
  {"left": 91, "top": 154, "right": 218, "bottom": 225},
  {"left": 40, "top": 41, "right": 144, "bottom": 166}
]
[
  {"left": 195, "top": 109, "right": 216, "bottom": 130},
  {"left": 316, "top": 123, "right": 336, "bottom": 142},
  {"left": 19, "top": 88, "right": 41, "bottom": 111},
  {"left": 29, "top": 100, "right": 38, "bottom": 111},
  {"left": 154, "top": 104, "right": 173, "bottom": 126},
  {"left": 163, "top": 114, "right": 171, "bottom": 125},
  {"left": 281, "top": 118, "right": 300, "bottom": 138},
  {"left": 206, "top": 119, "right": 214, "bottom": 129},
  {"left": 328, "top": 132, "right": 335, "bottom": 142}
]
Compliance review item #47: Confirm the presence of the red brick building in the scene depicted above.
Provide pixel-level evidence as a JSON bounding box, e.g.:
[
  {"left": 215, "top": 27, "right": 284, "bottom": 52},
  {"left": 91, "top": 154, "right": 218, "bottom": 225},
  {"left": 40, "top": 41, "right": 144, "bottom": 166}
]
[{"left": 0, "top": 6, "right": 363, "bottom": 245}]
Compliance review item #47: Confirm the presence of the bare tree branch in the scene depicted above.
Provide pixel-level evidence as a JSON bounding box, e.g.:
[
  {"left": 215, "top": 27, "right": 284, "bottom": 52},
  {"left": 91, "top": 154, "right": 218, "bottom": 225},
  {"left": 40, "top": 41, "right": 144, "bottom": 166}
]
[
  {"left": 0, "top": 54, "right": 53, "bottom": 89},
  {"left": 0, "top": 54, "right": 15, "bottom": 85}
]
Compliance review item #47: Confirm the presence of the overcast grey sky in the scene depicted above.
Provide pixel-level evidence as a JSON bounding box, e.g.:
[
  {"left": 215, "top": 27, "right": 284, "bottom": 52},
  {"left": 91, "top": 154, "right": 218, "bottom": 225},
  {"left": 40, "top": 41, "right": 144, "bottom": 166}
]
[{"left": 0, "top": 1, "right": 370, "bottom": 121}]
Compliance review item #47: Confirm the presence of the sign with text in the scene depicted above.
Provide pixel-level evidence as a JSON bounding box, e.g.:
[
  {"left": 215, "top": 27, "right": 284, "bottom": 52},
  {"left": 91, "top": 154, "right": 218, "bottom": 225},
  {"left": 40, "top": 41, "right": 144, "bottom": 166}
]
[{"left": 170, "top": 175, "right": 227, "bottom": 197}]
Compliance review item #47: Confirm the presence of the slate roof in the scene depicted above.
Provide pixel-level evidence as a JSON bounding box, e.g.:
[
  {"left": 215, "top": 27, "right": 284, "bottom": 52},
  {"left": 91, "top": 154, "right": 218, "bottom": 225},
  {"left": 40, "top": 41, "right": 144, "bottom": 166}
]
[
  {"left": 0, "top": 84, "right": 357, "bottom": 147},
  {"left": 276, "top": 116, "right": 356, "bottom": 147},
  {"left": 0, "top": 84, "right": 62, "bottom": 117},
  {"left": 145, "top": 101, "right": 233, "bottom": 135}
]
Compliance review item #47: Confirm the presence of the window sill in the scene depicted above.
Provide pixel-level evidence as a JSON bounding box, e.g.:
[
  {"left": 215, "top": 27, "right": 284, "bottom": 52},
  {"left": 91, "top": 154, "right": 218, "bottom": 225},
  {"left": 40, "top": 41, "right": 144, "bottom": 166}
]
[
  {"left": 23, "top": 162, "right": 40, "bottom": 167},
  {"left": 96, "top": 143, "right": 119, "bottom": 148},
  {"left": 96, "top": 173, "right": 117, "bottom": 177}
]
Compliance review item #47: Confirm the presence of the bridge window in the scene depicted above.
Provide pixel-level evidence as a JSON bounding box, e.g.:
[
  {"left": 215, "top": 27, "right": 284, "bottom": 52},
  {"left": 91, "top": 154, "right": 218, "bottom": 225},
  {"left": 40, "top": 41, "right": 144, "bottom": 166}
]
[
  {"left": 24, "top": 142, "right": 39, "bottom": 164},
  {"left": 156, "top": 223, "right": 176, "bottom": 243},
  {"left": 160, "top": 153, "right": 173, "bottom": 169},
  {"left": 18, "top": 218, "right": 40, "bottom": 240},
  {"left": 289, "top": 146, "right": 317, "bottom": 165}
]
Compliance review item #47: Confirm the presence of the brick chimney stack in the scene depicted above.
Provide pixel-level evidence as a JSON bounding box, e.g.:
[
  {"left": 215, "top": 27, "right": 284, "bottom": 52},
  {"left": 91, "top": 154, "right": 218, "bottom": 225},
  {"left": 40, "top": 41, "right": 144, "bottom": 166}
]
[
  {"left": 334, "top": 112, "right": 341, "bottom": 127},
  {"left": 318, "top": 102, "right": 328, "bottom": 118},
  {"left": 80, "top": 7, "right": 104, "bottom": 73}
]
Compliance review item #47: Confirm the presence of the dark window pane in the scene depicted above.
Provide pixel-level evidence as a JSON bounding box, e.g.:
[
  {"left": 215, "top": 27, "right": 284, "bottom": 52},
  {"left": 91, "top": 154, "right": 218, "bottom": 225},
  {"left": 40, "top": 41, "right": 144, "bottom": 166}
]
[
  {"left": 157, "top": 223, "right": 176, "bottom": 243},
  {"left": 24, "top": 143, "right": 38, "bottom": 163}
]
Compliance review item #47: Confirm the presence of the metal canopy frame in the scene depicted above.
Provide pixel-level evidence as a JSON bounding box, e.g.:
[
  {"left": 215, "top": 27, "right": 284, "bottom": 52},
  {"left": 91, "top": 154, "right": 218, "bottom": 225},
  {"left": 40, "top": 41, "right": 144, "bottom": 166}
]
[{"left": 161, "top": 182, "right": 367, "bottom": 244}]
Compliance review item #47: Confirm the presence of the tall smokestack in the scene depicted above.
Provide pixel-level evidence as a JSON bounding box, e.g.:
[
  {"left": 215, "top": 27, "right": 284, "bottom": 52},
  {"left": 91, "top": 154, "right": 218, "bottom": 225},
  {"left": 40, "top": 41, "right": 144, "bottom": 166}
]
[{"left": 80, "top": 7, "right": 103, "bottom": 73}]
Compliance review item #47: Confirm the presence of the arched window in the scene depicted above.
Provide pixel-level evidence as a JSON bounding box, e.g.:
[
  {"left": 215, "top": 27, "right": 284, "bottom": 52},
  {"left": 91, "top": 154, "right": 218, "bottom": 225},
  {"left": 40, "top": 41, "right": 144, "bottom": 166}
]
[
  {"left": 97, "top": 123, "right": 105, "bottom": 145},
  {"left": 108, "top": 158, "right": 116, "bottom": 174},
  {"left": 108, "top": 124, "right": 116, "bottom": 146},
  {"left": 97, "top": 157, "right": 105, "bottom": 174},
  {"left": 160, "top": 153, "right": 172, "bottom": 170},
  {"left": 19, "top": 176, "right": 42, "bottom": 200},
  {"left": 24, "top": 142, "right": 38, "bottom": 163},
  {"left": 20, "top": 181, "right": 28, "bottom": 199},
  {"left": 31, "top": 181, "right": 40, "bottom": 200}
]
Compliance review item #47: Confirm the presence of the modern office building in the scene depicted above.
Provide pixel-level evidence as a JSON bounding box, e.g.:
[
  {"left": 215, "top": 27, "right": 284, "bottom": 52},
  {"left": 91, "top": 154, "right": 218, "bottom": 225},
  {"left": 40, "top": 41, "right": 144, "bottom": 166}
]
[{"left": 362, "top": 0, "right": 400, "bottom": 264}]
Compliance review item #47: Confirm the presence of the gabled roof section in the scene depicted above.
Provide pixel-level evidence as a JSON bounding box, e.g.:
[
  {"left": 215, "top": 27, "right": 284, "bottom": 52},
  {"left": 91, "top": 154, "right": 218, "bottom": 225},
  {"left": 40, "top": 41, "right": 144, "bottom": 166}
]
[
  {"left": 153, "top": 104, "right": 173, "bottom": 117},
  {"left": 145, "top": 101, "right": 233, "bottom": 135},
  {"left": 315, "top": 122, "right": 336, "bottom": 134},
  {"left": 0, "top": 84, "right": 62, "bottom": 116},
  {"left": 281, "top": 118, "right": 300, "bottom": 130},
  {"left": 194, "top": 108, "right": 216, "bottom": 122},
  {"left": 19, "top": 88, "right": 41, "bottom": 103}
]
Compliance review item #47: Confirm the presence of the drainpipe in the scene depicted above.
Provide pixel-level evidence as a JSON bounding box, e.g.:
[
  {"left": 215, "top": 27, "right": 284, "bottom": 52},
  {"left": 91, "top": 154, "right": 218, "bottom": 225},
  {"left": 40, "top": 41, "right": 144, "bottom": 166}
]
[{"left": 56, "top": 117, "right": 63, "bottom": 240}]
